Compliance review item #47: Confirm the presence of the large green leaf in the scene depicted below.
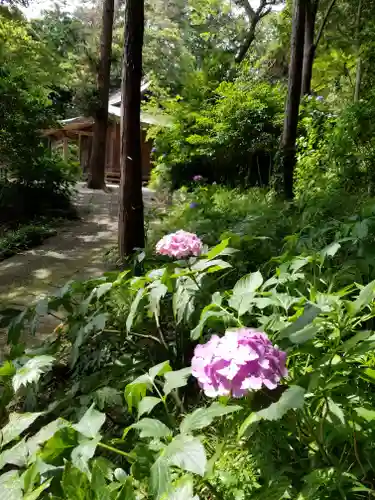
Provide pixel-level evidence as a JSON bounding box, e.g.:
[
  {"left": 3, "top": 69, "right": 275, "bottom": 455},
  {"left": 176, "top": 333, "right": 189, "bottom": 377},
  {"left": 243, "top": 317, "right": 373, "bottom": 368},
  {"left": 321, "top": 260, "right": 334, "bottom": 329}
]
[
  {"left": 205, "top": 238, "right": 231, "bottom": 260},
  {"left": 192, "top": 259, "right": 231, "bottom": 273},
  {"left": 26, "top": 418, "right": 67, "bottom": 456},
  {"left": 353, "top": 280, "right": 375, "bottom": 313},
  {"left": 62, "top": 462, "right": 91, "bottom": 500},
  {"left": 229, "top": 271, "right": 263, "bottom": 315},
  {"left": 73, "top": 404, "right": 105, "bottom": 439},
  {"left": 126, "top": 288, "right": 146, "bottom": 332},
  {"left": 12, "top": 355, "right": 55, "bottom": 392},
  {"left": 138, "top": 397, "right": 162, "bottom": 418},
  {"left": 0, "top": 439, "right": 29, "bottom": 470},
  {"left": 0, "top": 470, "right": 23, "bottom": 500},
  {"left": 149, "top": 283, "right": 168, "bottom": 326},
  {"left": 115, "top": 478, "right": 136, "bottom": 500},
  {"left": 180, "top": 402, "right": 242, "bottom": 434},
  {"left": 289, "top": 324, "right": 319, "bottom": 344},
  {"left": 278, "top": 304, "right": 321, "bottom": 340},
  {"left": 163, "top": 367, "right": 191, "bottom": 396},
  {"left": 149, "top": 361, "right": 172, "bottom": 382},
  {"left": 191, "top": 308, "right": 229, "bottom": 340},
  {"left": 131, "top": 418, "right": 172, "bottom": 439},
  {"left": 71, "top": 437, "right": 100, "bottom": 478},
  {"left": 168, "top": 477, "right": 199, "bottom": 500},
  {"left": 1, "top": 412, "right": 43, "bottom": 448},
  {"left": 164, "top": 435, "right": 207, "bottom": 476},
  {"left": 125, "top": 376, "right": 152, "bottom": 414},
  {"left": 150, "top": 457, "right": 171, "bottom": 500},
  {"left": 257, "top": 386, "right": 305, "bottom": 421}
]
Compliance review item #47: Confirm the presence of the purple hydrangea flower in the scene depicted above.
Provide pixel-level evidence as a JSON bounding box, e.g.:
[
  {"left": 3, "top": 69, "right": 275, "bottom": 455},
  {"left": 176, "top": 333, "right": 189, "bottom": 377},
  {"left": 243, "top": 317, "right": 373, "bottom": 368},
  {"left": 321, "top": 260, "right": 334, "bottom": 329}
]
[
  {"left": 316, "top": 96, "right": 324, "bottom": 102},
  {"left": 193, "top": 175, "right": 204, "bottom": 182},
  {"left": 191, "top": 328, "right": 288, "bottom": 398},
  {"left": 190, "top": 202, "right": 199, "bottom": 209},
  {"left": 151, "top": 147, "right": 157, "bottom": 153},
  {"left": 156, "top": 230, "right": 203, "bottom": 259}
]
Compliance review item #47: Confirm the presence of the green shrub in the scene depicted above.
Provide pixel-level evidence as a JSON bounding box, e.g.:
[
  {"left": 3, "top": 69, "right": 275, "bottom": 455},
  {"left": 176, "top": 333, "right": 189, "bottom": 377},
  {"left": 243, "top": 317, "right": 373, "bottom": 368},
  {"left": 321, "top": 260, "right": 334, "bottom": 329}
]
[
  {"left": 295, "top": 95, "right": 375, "bottom": 198},
  {"left": 2, "top": 239, "right": 375, "bottom": 498},
  {"left": 0, "top": 221, "right": 58, "bottom": 260},
  {"left": 148, "top": 78, "right": 284, "bottom": 190}
]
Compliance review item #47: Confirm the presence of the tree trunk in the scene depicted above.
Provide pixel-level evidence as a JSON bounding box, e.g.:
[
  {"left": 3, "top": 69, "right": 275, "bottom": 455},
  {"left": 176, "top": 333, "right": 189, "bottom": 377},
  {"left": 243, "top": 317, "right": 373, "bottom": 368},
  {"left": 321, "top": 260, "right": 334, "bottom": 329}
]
[
  {"left": 88, "top": 0, "right": 115, "bottom": 190},
  {"left": 279, "top": 0, "right": 306, "bottom": 200},
  {"left": 354, "top": 0, "right": 363, "bottom": 102},
  {"left": 118, "top": 0, "right": 145, "bottom": 258},
  {"left": 301, "top": 0, "right": 317, "bottom": 95}
]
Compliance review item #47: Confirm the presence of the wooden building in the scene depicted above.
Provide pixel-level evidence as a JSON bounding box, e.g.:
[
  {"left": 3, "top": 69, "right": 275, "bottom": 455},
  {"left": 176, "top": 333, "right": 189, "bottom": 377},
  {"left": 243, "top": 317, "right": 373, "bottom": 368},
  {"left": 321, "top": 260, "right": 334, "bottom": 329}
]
[{"left": 44, "top": 84, "right": 170, "bottom": 184}]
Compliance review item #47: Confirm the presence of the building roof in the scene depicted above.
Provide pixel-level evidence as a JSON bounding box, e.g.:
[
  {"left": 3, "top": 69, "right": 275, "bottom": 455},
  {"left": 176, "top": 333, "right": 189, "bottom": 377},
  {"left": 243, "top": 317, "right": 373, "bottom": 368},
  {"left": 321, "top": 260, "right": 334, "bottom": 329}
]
[{"left": 44, "top": 80, "right": 171, "bottom": 136}]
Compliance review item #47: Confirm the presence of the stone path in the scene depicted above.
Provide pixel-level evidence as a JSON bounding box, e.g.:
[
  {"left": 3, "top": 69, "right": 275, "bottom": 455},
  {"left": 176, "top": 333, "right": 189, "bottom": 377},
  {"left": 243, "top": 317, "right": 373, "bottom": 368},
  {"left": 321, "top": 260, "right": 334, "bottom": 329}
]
[{"left": 0, "top": 183, "right": 155, "bottom": 350}]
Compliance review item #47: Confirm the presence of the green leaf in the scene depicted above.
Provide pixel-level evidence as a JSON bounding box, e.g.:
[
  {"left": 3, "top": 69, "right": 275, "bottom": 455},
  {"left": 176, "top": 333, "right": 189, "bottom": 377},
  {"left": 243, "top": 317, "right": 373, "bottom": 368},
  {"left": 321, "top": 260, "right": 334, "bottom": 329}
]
[
  {"left": 257, "top": 386, "right": 305, "bottom": 421},
  {"left": 125, "top": 373, "right": 153, "bottom": 413},
  {"left": 180, "top": 402, "right": 242, "bottom": 434},
  {"left": 341, "top": 331, "right": 372, "bottom": 352},
  {"left": 71, "top": 437, "right": 100, "bottom": 478},
  {"left": 0, "top": 470, "right": 23, "bottom": 500},
  {"left": 131, "top": 418, "right": 172, "bottom": 439},
  {"left": 115, "top": 478, "right": 136, "bottom": 500},
  {"left": 237, "top": 412, "right": 261, "bottom": 439},
  {"left": 278, "top": 304, "right": 321, "bottom": 340},
  {"left": 95, "top": 387, "right": 122, "bottom": 410},
  {"left": 73, "top": 404, "right": 105, "bottom": 439},
  {"left": 165, "top": 434, "right": 206, "bottom": 476},
  {"left": 327, "top": 398, "right": 345, "bottom": 425},
  {"left": 62, "top": 462, "right": 91, "bottom": 500},
  {"left": 126, "top": 288, "right": 145, "bottom": 332},
  {"left": 206, "top": 239, "right": 230, "bottom": 260},
  {"left": 355, "top": 407, "right": 375, "bottom": 421},
  {"left": 23, "top": 480, "right": 52, "bottom": 500},
  {"left": 353, "top": 280, "right": 375, "bottom": 313},
  {"left": 229, "top": 271, "right": 263, "bottom": 315},
  {"left": 149, "top": 361, "right": 172, "bottom": 382},
  {"left": 289, "top": 324, "right": 319, "bottom": 344},
  {"left": 150, "top": 457, "right": 171, "bottom": 500},
  {"left": 95, "top": 282, "right": 113, "bottom": 299},
  {"left": 26, "top": 418, "right": 67, "bottom": 456},
  {"left": 192, "top": 259, "right": 231, "bottom": 273},
  {"left": 40, "top": 427, "right": 77, "bottom": 462},
  {"left": 0, "top": 361, "right": 16, "bottom": 378},
  {"left": 138, "top": 397, "right": 162, "bottom": 418},
  {"left": 191, "top": 309, "right": 228, "bottom": 340},
  {"left": 1, "top": 412, "right": 43, "bottom": 448},
  {"left": 320, "top": 242, "right": 341, "bottom": 258},
  {"left": 12, "top": 355, "right": 55, "bottom": 392},
  {"left": 0, "top": 439, "right": 29, "bottom": 470},
  {"left": 168, "top": 477, "right": 198, "bottom": 500},
  {"left": 149, "top": 283, "right": 168, "bottom": 326},
  {"left": 163, "top": 367, "right": 191, "bottom": 396}
]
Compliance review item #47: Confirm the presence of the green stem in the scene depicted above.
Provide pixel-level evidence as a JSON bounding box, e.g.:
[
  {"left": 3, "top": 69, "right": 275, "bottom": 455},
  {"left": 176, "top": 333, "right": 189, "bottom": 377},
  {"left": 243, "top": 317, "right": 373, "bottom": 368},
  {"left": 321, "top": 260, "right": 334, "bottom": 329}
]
[{"left": 98, "top": 442, "right": 134, "bottom": 461}]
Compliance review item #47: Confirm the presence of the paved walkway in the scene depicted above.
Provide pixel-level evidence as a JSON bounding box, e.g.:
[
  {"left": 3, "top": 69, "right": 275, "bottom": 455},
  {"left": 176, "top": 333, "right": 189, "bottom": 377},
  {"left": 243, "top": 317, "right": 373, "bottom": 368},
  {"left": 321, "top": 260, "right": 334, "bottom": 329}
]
[{"left": 0, "top": 183, "right": 155, "bottom": 350}]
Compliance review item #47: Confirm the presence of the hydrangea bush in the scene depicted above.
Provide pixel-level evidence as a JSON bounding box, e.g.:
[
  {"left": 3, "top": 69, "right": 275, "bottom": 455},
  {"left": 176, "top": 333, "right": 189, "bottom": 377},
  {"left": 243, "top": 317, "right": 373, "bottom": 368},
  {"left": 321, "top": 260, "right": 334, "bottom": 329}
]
[{"left": 192, "top": 329, "right": 288, "bottom": 397}]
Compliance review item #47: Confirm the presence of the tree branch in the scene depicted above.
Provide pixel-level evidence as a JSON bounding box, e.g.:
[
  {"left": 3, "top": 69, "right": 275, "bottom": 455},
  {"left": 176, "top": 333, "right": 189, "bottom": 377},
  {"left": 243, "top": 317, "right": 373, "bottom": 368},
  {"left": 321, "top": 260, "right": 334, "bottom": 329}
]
[
  {"left": 233, "top": 0, "right": 256, "bottom": 20},
  {"left": 314, "top": 0, "right": 337, "bottom": 48}
]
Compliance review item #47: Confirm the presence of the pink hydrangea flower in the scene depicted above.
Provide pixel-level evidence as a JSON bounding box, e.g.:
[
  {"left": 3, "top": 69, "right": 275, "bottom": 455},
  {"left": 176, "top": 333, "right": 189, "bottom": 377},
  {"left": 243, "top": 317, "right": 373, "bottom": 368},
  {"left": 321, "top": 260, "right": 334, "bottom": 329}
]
[
  {"left": 193, "top": 175, "right": 204, "bottom": 182},
  {"left": 156, "top": 230, "right": 203, "bottom": 259},
  {"left": 191, "top": 329, "right": 288, "bottom": 398}
]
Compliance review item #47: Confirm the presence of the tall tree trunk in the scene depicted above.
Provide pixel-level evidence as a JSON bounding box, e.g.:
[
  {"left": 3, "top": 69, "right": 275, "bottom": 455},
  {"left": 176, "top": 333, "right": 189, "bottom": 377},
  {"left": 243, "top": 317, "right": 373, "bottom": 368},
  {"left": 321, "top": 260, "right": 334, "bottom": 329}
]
[
  {"left": 301, "top": 0, "right": 317, "bottom": 95},
  {"left": 88, "top": 0, "right": 115, "bottom": 190},
  {"left": 354, "top": 0, "right": 363, "bottom": 102},
  {"left": 118, "top": 0, "right": 145, "bottom": 258},
  {"left": 301, "top": 0, "right": 337, "bottom": 96},
  {"left": 279, "top": 0, "right": 306, "bottom": 200}
]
